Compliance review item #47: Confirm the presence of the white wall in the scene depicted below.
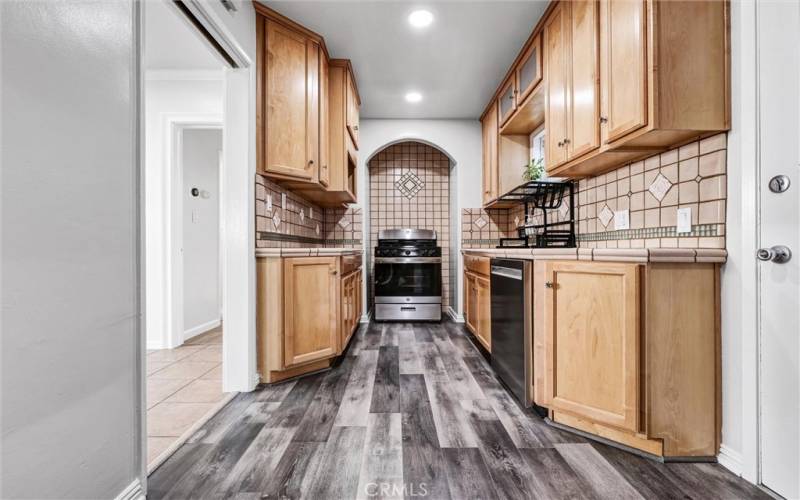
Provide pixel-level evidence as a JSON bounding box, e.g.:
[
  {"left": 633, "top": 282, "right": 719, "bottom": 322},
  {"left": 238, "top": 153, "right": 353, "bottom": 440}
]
[
  {"left": 1, "top": 1, "right": 142, "bottom": 498},
  {"left": 145, "top": 74, "right": 223, "bottom": 349},
  {"left": 182, "top": 128, "right": 223, "bottom": 338},
  {"left": 358, "top": 119, "right": 483, "bottom": 317}
]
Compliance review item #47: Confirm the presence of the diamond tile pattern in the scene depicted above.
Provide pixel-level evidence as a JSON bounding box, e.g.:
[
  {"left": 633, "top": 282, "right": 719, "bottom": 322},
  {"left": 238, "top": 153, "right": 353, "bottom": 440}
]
[
  {"left": 648, "top": 174, "right": 673, "bottom": 202},
  {"left": 395, "top": 171, "right": 425, "bottom": 200},
  {"left": 474, "top": 216, "right": 488, "bottom": 229},
  {"left": 598, "top": 205, "right": 614, "bottom": 228}
]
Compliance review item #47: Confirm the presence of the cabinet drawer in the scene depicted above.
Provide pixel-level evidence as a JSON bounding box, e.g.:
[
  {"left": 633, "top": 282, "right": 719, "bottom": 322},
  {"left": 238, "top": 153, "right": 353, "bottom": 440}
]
[
  {"left": 464, "top": 255, "right": 490, "bottom": 276},
  {"left": 341, "top": 253, "right": 362, "bottom": 276}
]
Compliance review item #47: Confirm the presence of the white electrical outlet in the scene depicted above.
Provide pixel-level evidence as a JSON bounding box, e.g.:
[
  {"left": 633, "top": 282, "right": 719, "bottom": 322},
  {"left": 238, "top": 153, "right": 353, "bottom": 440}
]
[
  {"left": 677, "top": 207, "right": 692, "bottom": 233},
  {"left": 281, "top": 193, "right": 286, "bottom": 209},
  {"left": 614, "top": 209, "right": 630, "bottom": 230}
]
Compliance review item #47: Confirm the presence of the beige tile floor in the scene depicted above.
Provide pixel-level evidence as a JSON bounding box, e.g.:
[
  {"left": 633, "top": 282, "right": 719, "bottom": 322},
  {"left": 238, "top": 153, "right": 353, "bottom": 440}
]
[{"left": 146, "top": 326, "right": 225, "bottom": 466}]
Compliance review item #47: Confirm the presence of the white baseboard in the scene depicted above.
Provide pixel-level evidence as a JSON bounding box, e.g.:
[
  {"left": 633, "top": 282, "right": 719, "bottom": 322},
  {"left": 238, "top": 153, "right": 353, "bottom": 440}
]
[
  {"left": 115, "top": 479, "right": 144, "bottom": 500},
  {"left": 183, "top": 318, "right": 221, "bottom": 341},
  {"left": 360, "top": 311, "right": 371, "bottom": 323},
  {"left": 447, "top": 307, "right": 464, "bottom": 323},
  {"left": 717, "top": 444, "right": 744, "bottom": 476}
]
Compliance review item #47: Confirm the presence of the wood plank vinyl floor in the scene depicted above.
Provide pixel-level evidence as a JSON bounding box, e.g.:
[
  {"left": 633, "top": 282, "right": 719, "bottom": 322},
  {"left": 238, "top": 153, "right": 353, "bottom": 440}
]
[{"left": 148, "top": 320, "right": 767, "bottom": 500}]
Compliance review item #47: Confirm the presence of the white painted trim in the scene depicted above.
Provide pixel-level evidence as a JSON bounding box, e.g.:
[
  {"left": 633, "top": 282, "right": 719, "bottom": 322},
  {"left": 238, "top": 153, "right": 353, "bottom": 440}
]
[
  {"left": 145, "top": 69, "right": 224, "bottom": 81},
  {"left": 147, "top": 339, "right": 167, "bottom": 351},
  {"left": 115, "top": 479, "right": 144, "bottom": 500},
  {"left": 727, "top": 0, "right": 761, "bottom": 486},
  {"left": 719, "top": 445, "right": 745, "bottom": 477},
  {"left": 360, "top": 311, "right": 371, "bottom": 323},
  {"left": 220, "top": 68, "right": 258, "bottom": 393},
  {"left": 184, "top": 318, "right": 221, "bottom": 341}
]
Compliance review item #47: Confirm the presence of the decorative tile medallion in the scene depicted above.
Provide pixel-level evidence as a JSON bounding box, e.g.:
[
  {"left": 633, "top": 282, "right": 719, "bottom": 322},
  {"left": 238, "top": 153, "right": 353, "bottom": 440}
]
[
  {"left": 598, "top": 204, "right": 614, "bottom": 228},
  {"left": 338, "top": 217, "right": 351, "bottom": 229},
  {"left": 395, "top": 171, "right": 425, "bottom": 200},
  {"left": 648, "top": 173, "right": 673, "bottom": 202},
  {"left": 559, "top": 203, "right": 570, "bottom": 219},
  {"left": 272, "top": 211, "right": 281, "bottom": 229},
  {"left": 474, "top": 216, "right": 488, "bottom": 229}
]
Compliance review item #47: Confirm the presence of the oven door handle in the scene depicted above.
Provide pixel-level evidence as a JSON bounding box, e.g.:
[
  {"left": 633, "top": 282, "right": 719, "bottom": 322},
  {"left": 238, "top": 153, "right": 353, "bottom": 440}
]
[{"left": 374, "top": 257, "right": 441, "bottom": 264}]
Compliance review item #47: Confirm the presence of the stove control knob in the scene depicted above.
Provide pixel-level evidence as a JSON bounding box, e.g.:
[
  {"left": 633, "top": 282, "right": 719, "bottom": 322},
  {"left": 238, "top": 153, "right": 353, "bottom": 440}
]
[{"left": 404, "top": 250, "right": 411, "bottom": 256}]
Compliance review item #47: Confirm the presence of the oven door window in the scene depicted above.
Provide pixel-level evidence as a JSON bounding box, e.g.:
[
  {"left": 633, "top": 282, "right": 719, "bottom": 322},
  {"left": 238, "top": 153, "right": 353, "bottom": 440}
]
[{"left": 374, "top": 262, "right": 441, "bottom": 297}]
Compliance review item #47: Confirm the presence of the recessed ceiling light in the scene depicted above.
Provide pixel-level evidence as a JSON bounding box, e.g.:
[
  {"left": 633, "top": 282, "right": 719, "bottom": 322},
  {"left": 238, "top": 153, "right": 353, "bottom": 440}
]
[
  {"left": 405, "top": 91, "right": 423, "bottom": 103},
  {"left": 408, "top": 9, "right": 434, "bottom": 28}
]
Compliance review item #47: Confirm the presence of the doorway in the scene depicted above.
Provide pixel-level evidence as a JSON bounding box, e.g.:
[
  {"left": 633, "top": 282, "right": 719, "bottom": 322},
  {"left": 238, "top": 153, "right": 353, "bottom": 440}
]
[{"left": 141, "top": 0, "right": 252, "bottom": 473}]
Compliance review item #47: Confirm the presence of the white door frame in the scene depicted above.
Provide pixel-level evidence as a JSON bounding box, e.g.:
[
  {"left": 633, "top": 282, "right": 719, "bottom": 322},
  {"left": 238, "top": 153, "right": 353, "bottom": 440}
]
[{"left": 167, "top": 118, "right": 223, "bottom": 348}]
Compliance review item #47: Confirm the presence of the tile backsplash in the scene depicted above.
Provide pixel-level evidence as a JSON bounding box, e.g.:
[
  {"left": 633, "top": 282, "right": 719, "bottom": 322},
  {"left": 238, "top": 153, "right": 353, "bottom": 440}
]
[
  {"left": 462, "top": 133, "right": 727, "bottom": 250},
  {"left": 368, "top": 141, "right": 452, "bottom": 308},
  {"left": 255, "top": 175, "right": 362, "bottom": 248}
]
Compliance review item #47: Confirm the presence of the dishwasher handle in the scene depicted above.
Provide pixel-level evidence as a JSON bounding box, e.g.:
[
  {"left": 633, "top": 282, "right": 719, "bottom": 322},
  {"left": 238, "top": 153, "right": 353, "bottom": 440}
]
[{"left": 491, "top": 266, "right": 523, "bottom": 280}]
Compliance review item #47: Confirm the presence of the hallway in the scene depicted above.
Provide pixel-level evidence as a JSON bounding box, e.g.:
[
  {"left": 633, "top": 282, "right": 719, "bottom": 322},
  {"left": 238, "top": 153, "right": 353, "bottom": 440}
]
[{"left": 148, "top": 321, "right": 765, "bottom": 499}]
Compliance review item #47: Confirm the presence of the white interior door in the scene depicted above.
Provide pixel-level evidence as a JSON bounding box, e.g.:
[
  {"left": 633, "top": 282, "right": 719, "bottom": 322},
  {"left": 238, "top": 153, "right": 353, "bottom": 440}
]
[{"left": 758, "top": 2, "right": 800, "bottom": 498}]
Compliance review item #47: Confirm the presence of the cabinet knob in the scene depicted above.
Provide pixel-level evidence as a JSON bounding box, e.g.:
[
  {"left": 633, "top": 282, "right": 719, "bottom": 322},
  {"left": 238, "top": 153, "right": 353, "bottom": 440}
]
[
  {"left": 557, "top": 141, "right": 563, "bottom": 148},
  {"left": 354, "top": 125, "right": 359, "bottom": 131},
  {"left": 330, "top": 269, "right": 338, "bottom": 275},
  {"left": 599, "top": 116, "right": 608, "bottom": 124},
  {"left": 545, "top": 281, "right": 554, "bottom": 288},
  {"left": 563, "top": 138, "right": 570, "bottom": 145},
  {"left": 309, "top": 160, "right": 315, "bottom": 165}
]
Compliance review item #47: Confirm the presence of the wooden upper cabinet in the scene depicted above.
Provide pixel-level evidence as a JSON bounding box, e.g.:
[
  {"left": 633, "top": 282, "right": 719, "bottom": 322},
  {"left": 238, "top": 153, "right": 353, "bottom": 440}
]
[
  {"left": 346, "top": 70, "right": 360, "bottom": 149},
  {"left": 544, "top": 3, "right": 570, "bottom": 170},
  {"left": 516, "top": 34, "right": 543, "bottom": 104},
  {"left": 600, "top": 0, "right": 647, "bottom": 145},
  {"left": 481, "top": 101, "right": 499, "bottom": 206},
  {"left": 319, "top": 53, "right": 330, "bottom": 187},
  {"left": 498, "top": 75, "right": 517, "bottom": 126},
  {"left": 568, "top": 0, "right": 600, "bottom": 159},
  {"left": 543, "top": 261, "right": 640, "bottom": 432},
  {"left": 260, "top": 19, "right": 319, "bottom": 182},
  {"left": 283, "top": 257, "right": 340, "bottom": 367}
]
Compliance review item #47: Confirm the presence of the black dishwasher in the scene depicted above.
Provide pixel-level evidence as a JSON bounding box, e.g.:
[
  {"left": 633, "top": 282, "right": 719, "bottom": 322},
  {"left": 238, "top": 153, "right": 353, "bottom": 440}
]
[{"left": 490, "top": 258, "right": 545, "bottom": 415}]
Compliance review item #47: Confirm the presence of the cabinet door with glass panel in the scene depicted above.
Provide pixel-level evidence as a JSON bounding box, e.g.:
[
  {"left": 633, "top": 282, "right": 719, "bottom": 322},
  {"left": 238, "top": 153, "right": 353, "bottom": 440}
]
[{"left": 516, "top": 33, "right": 542, "bottom": 104}]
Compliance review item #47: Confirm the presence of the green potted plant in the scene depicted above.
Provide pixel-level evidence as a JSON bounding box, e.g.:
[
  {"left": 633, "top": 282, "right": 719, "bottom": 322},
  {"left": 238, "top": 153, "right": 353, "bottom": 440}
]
[{"left": 522, "top": 157, "right": 545, "bottom": 182}]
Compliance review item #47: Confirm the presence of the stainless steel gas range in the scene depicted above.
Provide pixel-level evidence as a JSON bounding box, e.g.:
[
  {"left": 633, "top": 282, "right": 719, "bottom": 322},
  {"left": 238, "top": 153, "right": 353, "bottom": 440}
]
[{"left": 373, "top": 229, "right": 442, "bottom": 321}]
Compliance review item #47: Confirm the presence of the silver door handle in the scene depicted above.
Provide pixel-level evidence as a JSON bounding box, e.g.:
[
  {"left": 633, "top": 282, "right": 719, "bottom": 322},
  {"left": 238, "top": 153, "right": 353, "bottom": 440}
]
[{"left": 757, "top": 245, "right": 792, "bottom": 263}]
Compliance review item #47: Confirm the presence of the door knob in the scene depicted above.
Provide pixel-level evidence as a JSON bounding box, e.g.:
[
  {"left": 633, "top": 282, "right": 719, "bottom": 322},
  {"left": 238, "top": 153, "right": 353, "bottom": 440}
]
[{"left": 757, "top": 245, "right": 792, "bottom": 263}]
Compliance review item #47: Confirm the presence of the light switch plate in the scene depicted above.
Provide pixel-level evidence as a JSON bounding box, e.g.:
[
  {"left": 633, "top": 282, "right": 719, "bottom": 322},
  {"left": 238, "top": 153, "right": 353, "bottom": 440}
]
[
  {"left": 614, "top": 209, "right": 630, "bottom": 230},
  {"left": 677, "top": 207, "right": 692, "bottom": 233}
]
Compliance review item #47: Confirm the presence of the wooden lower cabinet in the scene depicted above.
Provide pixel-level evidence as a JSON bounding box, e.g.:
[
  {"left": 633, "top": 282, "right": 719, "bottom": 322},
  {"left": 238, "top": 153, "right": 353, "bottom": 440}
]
[
  {"left": 257, "top": 253, "right": 362, "bottom": 383},
  {"left": 533, "top": 260, "right": 720, "bottom": 458},
  {"left": 463, "top": 256, "right": 491, "bottom": 352}
]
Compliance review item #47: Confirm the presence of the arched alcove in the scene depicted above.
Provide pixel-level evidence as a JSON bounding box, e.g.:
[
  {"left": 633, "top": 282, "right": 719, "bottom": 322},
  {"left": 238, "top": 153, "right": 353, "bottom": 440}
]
[{"left": 365, "top": 140, "right": 457, "bottom": 314}]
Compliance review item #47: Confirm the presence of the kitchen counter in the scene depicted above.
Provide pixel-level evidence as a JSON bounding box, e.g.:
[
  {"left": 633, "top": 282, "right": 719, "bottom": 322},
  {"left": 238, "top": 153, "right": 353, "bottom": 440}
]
[
  {"left": 461, "top": 247, "right": 726, "bottom": 263},
  {"left": 255, "top": 247, "right": 363, "bottom": 258}
]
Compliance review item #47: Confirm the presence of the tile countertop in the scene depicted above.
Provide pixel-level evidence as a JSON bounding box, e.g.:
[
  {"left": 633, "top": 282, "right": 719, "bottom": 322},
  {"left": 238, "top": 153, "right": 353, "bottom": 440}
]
[
  {"left": 255, "top": 247, "right": 363, "bottom": 258},
  {"left": 461, "top": 247, "right": 727, "bottom": 263}
]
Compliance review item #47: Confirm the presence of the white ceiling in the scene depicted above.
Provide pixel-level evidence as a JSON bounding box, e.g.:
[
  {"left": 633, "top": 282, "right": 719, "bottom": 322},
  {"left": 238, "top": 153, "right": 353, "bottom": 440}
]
[
  {"left": 261, "top": 1, "right": 548, "bottom": 119},
  {"left": 144, "top": 0, "right": 225, "bottom": 71}
]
